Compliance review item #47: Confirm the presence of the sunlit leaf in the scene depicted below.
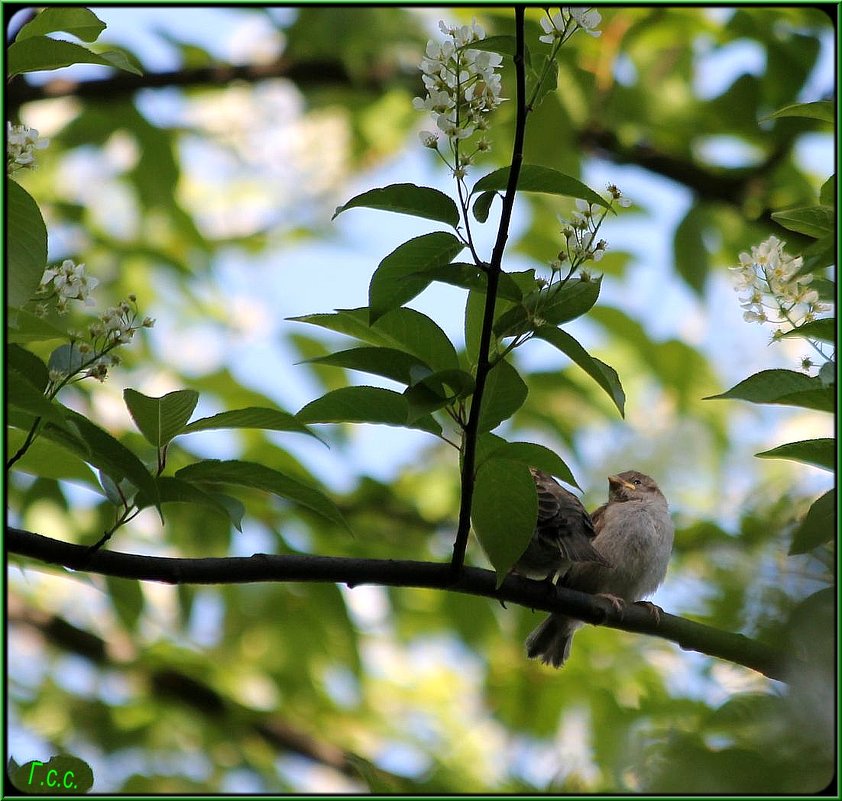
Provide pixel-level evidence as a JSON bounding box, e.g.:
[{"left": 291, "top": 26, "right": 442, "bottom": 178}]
[
  {"left": 369, "top": 231, "right": 465, "bottom": 322},
  {"left": 477, "top": 359, "right": 528, "bottom": 432},
  {"left": 7, "top": 36, "right": 142, "bottom": 77},
  {"left": 333, "top": 183, "right": 460, "bottom": 227},
  {"left": 705, "top": 369, "right": 833, "bottom": 412},
  {"left": 124, "top": 389, "right": 200, "bottom": 447},
  {"left": 7, "top": 180, "right": 47, "bottom": 308},
  {"left": 16, "top": 7, "right": 107, "bottom": 42},
  {"left": 472, "top": 164, "right": 608, "bottom": 208},
  {"left": 181, "top": 406, "right": 323, "bottom": 443},
  {"left": 754, "top": 438, "right": 833, "bottom": 471}
]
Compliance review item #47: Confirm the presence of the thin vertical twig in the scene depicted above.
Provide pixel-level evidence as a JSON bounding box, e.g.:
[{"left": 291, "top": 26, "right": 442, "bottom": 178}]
[{"left": 451, "top": 8, "right": 528, "bottom": 578}]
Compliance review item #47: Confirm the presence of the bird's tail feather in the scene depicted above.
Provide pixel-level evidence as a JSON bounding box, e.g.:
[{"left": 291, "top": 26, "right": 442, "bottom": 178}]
[{"left": 525, "top": 614, "right": 580, "bottom": 668}]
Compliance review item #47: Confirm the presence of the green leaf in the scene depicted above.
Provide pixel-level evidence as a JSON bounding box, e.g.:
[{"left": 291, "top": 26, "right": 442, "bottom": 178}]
[
  {"left": 290, "top": 307, "right": 458, "bottom": 373},
  {"left": 16, "top": 7, "right": 106, "bottom": 42},
  {"left": 771, "top": 205, "right": 833, "bottom": 239},
  {"left": 494, "top": 276, "right": 601, "bottom": 338},
  {"left": 403, "top": 369, "right": 474, "bottom": 422},
  {"left": 704, "top": 369, "right": 833, "bottom": 412},
  {"left": 369, "top": 231, "right": 465, "bottom": 322},
  {"left": 411, "top": 262, "right": 521, "bottom": 301},
  {"left": 123, "top": 389, "right": 200, "bottom": 447},
  {"left": 755, "top": 438, "right": 834, "bottom": 471},
  {"left": 333, "top": 183, "right": 460, "bottom": 228},
  {"left": 472, "top": 164, "right": 608, "bottom": 209},
  {"left": 6, "top": 307, "right": 70, "bottom": 343},
  {"left": 778, "top": 318, "right": 835, "bottom": 344},
  {"left": 6, "top": 428, "right": 98, "bottom": 487},
  {"left": 477, "top": 359, "right": 528, "bottom": 432},
  {"left": 136, "top": 476, "right": 244, "bottom": 531},
  {"left": 486, "top": 439, "right": 579, "bottom": 489},
  {"left": 181, "top": 406, "right": 323, "bottom": 443},
  {"left": 304, "top": 346, "right": 430, "bottom": 384},
  {"left": 7, "top": 180, "right": 47, "bottom": 308},
  {"left": 465, "top": 34, "right": 520, "bottom": 58},
  {"left": 175, "top": 459, "right": 349, "bottom": 530},
  {"left": 534, "top": 326, "right": 626, "bottom": 417},
  {"left": 297, "top": 386, "right": 442, "bottom": 435},
  {"left": 105, "top": 575, "right": 144, "bottom": 633},
  {"left": 7, "top": 36, "right": 143, "bottom": 77},
  {"left": 819, "top": 175, "right": 835, "bottom": 206},
  {"left": 673, "top": 204, "right": 710, "bottom": 295},
  {"left": 767, "top": 100, "right": 833, "bottom": 123},
  {"left": 472, "top": 191, "right": 496, "bottom": 223},
  {"left": 7, "top": 344, "right": 49, "bottom": 391},
  {"left": 43, "top": 409, "right": 160, "bottom": 509},
  {"left": 789, "top": 490, "right": 834, "bottom": 554},
  {"left": 472, "top": 457, "right": 537, "bottom": 585},
  {"left": 8, "top": 369, "right": 67, "bottom": 426}
]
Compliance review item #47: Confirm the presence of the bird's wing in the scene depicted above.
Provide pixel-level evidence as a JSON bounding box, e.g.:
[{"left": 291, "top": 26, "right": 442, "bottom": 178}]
[{"left": 531, "top": 469, "right": 609, "bottom": 566}]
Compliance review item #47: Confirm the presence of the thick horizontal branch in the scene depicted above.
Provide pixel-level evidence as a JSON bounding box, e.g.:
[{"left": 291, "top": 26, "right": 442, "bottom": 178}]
[{"left": 9, "top": 527, "right": 798, "bottom": 683}]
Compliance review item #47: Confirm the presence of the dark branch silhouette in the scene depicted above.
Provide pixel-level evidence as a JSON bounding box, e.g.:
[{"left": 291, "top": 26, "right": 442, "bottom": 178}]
[{"left": 9, "top": 526, "right": 800, "bottom": 683}]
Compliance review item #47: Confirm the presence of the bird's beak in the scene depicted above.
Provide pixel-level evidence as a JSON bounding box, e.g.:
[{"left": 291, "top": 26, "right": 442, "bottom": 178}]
[{"left": 608, "top": 474, "right": 636, "bottom": 492}]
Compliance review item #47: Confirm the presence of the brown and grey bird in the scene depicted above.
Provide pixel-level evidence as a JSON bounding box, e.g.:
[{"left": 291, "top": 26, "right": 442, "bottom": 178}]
[
  {"left": 511, "top": 468, "right": 610, "bottom": 583},
  {"left": 525, "top": 470, "right": 674, "bottom": 668}
]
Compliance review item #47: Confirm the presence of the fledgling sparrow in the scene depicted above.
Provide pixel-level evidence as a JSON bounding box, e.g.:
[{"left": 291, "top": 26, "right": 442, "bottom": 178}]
[
  {"left": 525, "top": 470, "right": 674, "bottom": 668},
  {"left": 511, "top": 468, "right": 610, "bottom": 583}
]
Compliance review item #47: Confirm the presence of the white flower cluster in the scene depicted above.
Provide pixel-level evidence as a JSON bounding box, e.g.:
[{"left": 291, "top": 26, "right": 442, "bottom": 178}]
[
  {"left": 539, "top": 7, "right": 602, "bottom": 44},
  {"left": 7, "top": 122, "right": 49, "bottom": 173},
  {"left": 414, "top": 19, "right": 503, "bottom": 157},
  {"left": 730, "top": 236, "right": 827, "bottom": 328},
  {"left": 554, "top": 185, "right": 630, "bottom": 267},
  {"left": 39, "top": 260, "right": 99, "bottom": 314}
]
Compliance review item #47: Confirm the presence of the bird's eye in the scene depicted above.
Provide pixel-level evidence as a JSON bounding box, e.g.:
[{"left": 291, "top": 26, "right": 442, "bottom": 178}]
[{"left": 633, "top": 479, "right": 641, "bottom": 486}]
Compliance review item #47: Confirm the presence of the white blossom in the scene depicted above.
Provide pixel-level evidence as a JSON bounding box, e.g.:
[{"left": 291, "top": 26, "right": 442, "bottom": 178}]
[
  {"left": 539, "top": 7, "right": 602, "bottom": 45},
  {"left": 7, "top": 122, "right": 49, "bottom": 173},
  {"left": 415, "top": 18, "right": 504, "bottom": 158},
  {"left": 39, "top": 260, "right": 99, "bottom": 312}
]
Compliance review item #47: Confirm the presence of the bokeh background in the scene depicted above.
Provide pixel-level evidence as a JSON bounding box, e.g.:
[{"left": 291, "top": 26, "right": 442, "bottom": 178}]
[{"left": 7, "top": 6, "right": 835, "bottom": 792}]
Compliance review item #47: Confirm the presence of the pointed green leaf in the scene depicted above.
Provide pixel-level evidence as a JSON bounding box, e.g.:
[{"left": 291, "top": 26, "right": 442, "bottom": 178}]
[
  {"left": 8, "top": 369, "right": 66, "bottom": 426},
  {"left": 778, "top": 318, "right": 835, "bottom": 344},
  {"left": 6, "top": 307, "right": 70, "bottom": 343},
  {"left": 819, "top": 175, "right": 835, "bottom": 206},
  {"left": 673, "top": 204, "right": 710, "bottom": 295},
  {"left": 404, "top": 369, "right": 475, "bottom": 422},
  {"left": 290, "top": 306, "right": 458, "bottom": 372},
  {"left": 7, "top": 180, "right": 47, "bottom": 308},
  {"left": 7, "top": 344, "right": 49, "bottom": 391},
  {"left": 297, "top": 386, "right": 442, "bottom": 435},
  {"left": 472, "top": 191, "right": 497, "bottom": 223},
  {"left": 771, "top": 205, "right": 833, "bottom": 239},
  {"left": 105, "top": 575, "right": 144, "bottom": 632},
  {"left": 369, "top": 231, "right": 464, "bottom": 322},
  {"left": 755, "top": 438, "right": 833, "bottom": 471},
  {"left": 136, "top": 476, "right": 245, "bottom": 531},
  {"left": 491, "top": 440, "right": 579, "bottom": 489},
  {"left": 472, "top": 457, "right": 537, "bottom": 585},
  {"left": 535, "top": 326, "right": 625, "bottom": 417},
  {"left": 124, "top": 389, "right": 200, "bottom": 447},
  {"left": 494, "top": 275, "right": 601, "bottom": 337},
  {"left": 6, "top": 427, "right": 98, "bottom": 487},
  {"left": 16, "top": 7, "right": 106, "bottom": 42},
  {"left": 175, "top": 459, "right": 348, "bottom": 530},
  {"left": 181, "top": 406, "right": 323, "bottom": 443},
  {"left": 767, "top": 100, "right": 833, "bottom": 123},
  {"left": 304, "top": 346, "right": 430, "bottom": 384},
  {"left": 789, "top": 490, "right": 835, "bottom": 554},
  {"left": 333, "top": 183, "right": 460, "bottom": 227},
  {"left": 464, "top": 34, "right": 520, "bottom": 58},
  {"left": 477, "top": 359, "right": 528, "bottom": 432},
  {"left": 43, "top": 409, "right": 159, "bottom": 508},
  {"left": 472, "top": 164, "right": 608, "bottom": 209},
  {"left": 705, "top": 369, "right": 833, "bottom": 412},
  {"left": 7, "top": 37, "right": 142, "bottom": 77}
]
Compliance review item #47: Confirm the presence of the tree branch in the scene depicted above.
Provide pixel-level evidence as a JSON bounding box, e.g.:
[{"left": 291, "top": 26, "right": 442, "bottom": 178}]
[{"left": 9, "top": 526, "right": 800, "bottom": 683}]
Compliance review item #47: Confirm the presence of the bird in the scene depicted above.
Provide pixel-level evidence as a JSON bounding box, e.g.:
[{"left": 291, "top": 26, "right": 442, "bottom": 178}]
[
  {"left": 511, "top": 468, "right": 610, "bottom": 584},
  {"left": 525, "top": 470, "right": 674, "bottom": 668}
]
